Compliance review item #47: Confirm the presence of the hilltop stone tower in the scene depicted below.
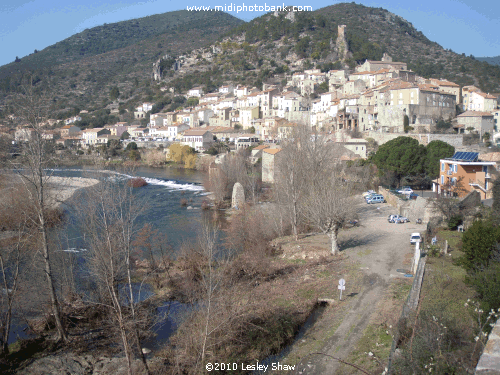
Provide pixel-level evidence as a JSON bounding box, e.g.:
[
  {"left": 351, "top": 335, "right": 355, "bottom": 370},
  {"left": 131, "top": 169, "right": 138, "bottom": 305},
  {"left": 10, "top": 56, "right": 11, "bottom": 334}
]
[{"left": 336, "top": 25, "right": 350, "bottom": 61}]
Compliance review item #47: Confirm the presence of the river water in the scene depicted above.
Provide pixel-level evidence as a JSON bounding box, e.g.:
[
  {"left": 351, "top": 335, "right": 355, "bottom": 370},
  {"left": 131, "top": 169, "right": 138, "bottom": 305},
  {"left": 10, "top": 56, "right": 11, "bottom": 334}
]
[
  {"left": 9, "top": 165, "right": 210, "bottom": 346},
  {"left": 52, "top": 165, "right": 211, "bottom": 252}
]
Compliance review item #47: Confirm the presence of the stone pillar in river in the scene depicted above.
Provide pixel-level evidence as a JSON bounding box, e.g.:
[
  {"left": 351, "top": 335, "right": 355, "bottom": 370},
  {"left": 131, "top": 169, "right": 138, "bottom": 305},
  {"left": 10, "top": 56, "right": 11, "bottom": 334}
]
[{"left": 231, "top": 182, "right": 245, "bottom": 209}]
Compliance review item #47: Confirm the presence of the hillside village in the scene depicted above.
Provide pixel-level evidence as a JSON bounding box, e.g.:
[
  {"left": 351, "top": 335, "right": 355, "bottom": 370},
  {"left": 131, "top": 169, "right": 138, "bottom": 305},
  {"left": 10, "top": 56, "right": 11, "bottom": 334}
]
[
  {"left": 6, "top": 23, "right": 500, "bottom": 200},
  {"left": 3, "top": 6, "right": 500, "bottom": 375}
]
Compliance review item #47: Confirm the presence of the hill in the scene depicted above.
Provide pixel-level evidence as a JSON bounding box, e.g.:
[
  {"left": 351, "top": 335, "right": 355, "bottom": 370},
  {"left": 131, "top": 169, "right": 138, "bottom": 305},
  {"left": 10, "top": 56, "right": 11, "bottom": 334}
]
[
  {"left": 0, "top": 10, "right": 243, "bottom": 79},
  {"left": 477, "top": 56, "right": 500, "bottom": 66},
  {"left": 158, "top": 3, "right": 500, "bottom": 96},
  {"left": 2, "top": 3, "right": 500, "bottom": 121},
  {"left": 0, "top": 11, "right": 243, "bottom": 114}
]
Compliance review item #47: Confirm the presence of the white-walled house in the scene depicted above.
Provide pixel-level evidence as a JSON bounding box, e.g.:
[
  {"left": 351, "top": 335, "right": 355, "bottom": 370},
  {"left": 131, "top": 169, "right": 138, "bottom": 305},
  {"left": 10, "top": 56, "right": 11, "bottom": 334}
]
[
  {"left": 81, "top": 128, "right": 110, "bottom": 146},
  {"left": 168, "top": 123, "right": 190, "bottom": 139},
  {"left": 150, "top": 127, "right": 170, "bottom": 138},
  {"left": 181, "top": 129, "right": 213, "bottom": 151},
  {"left": 188, "top": 87, "right": 204, "bottom": 98},
  {"left": 218, "top": 84, "right": 234, "bottom": 94}
]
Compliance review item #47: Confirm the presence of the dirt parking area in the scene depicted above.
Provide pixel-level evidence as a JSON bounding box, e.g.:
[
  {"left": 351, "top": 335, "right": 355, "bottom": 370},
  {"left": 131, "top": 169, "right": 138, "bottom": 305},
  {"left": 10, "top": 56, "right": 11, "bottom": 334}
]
[{"left": 280, "top": 196, "right": 424, "bottom": 374}]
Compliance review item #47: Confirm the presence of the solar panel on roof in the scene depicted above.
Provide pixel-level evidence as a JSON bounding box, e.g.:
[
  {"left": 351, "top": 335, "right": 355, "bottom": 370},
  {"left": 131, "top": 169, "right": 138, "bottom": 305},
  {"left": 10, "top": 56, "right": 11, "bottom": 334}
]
[{"left": 451, "top": 152, "right": 478, "bottom": 161}]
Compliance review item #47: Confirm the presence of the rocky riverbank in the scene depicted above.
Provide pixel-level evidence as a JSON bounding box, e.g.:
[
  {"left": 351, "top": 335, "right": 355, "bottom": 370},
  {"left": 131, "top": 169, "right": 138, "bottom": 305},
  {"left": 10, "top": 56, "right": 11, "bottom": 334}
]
[{"left": 46, "top": 176, "right": 100, "bottom": 208}]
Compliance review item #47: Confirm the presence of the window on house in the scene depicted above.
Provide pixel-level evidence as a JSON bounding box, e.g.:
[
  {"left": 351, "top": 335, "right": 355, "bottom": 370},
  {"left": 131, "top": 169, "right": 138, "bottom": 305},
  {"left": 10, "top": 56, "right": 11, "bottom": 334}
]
[
  {"left": 441, "top": 162, "right": 445, "bottom": 171},
  {"left": 441, "top": 175, "right": 444, "bottom": 184}
]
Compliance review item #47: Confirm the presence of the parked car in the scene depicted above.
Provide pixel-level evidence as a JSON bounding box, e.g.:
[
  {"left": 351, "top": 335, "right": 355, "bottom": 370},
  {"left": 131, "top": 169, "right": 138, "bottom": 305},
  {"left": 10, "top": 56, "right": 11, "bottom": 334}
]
[
  {"left": 365, "top": 192, "right": 381, "bottom": 201},
  {"left": 397, "top": 187, "right": 413, "bottom": 195},
  {"left": 410, "top": 233, "right": 422, "bottom": 244},
  {"left": 366, "top": 195, "right": 385, "bottom": 204},
  {"left": 388, "top": 214, "right": 409, "bottom": 223},
  {"left": 362, "top": 190, "right": 376, "bottom": 198}
]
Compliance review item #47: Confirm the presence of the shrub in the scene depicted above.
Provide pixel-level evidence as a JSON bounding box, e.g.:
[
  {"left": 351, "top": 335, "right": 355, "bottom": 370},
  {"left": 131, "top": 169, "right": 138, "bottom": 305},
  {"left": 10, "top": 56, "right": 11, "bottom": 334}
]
[
  {"left": 459, "top": 220, "right": 500, "bottom": 273},
  {"left": 426, "top": 244, "right": 441, "bottom": 257},
  {"left": 128, "top": 149, "right": 141, "bottom": 161},
  {"left": 127, "top": 177, "right": 148, "bottom": 188},
  {"left": 467, "top": 262, "right": 500, "bottom": 314},
  {"left": 448, "top": 214, "right": 463, "bottom": 230},
  {"left": 180, "top": 198, "right": 188, "bottom": 206},
  {"left": 126, "top": 142, "right": 138, "bottom": 150}
]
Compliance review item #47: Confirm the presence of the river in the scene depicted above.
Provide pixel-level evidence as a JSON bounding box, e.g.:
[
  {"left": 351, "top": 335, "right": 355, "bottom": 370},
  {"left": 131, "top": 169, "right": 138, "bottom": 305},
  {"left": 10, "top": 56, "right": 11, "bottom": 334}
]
[
  {"left": 9, "top": 165, "right": 211, "bottom": 346},
  {"left": 52, "top": 165, "right": 212, "bottom": 252}
]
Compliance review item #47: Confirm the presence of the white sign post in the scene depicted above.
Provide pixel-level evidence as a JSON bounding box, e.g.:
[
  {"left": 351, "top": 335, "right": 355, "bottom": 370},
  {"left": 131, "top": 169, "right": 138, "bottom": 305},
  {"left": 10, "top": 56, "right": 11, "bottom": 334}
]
[{"left": 338, "top": 278, "right": 346, "bottom": 300}]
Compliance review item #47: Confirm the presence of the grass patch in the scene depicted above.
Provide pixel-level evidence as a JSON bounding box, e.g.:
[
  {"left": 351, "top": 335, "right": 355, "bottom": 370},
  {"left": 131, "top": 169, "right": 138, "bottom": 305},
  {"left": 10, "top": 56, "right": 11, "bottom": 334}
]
[
  {"left": 391, "top": 279, "right": 412, "bottom": 301},
  {"left": 357, "top": 249, "right": 372, "bottom": 257},
  {"left": 288, "top": 259, "right": 307, "bottom": 265},
  {"left": 317, "top": 270, "right": 330, "bottom": 278},
  {"left": 337, "top": 324, "right": 393, "bottom": 374},
  {"left": 295, "top": 288, "right": 316, "bottom": 300},
  {"left": 436, "top": 229, "right": 463, "bottom": 251},
  {"left": 275, "top": 298, "right": 293, "bottom": 309}
]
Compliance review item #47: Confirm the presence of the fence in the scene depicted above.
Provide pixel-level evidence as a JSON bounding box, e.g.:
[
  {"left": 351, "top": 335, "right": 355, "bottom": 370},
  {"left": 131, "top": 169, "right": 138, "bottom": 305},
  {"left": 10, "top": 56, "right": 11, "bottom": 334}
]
[{"left": 386, "top": 255, "right": 427, "bottom": 374}]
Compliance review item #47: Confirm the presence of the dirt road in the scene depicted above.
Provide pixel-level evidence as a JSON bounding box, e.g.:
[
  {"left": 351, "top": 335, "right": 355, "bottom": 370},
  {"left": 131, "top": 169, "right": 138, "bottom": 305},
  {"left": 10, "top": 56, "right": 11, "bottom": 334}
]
[{"left": 293, "top": 197, "right": 424, "bottom": 374}]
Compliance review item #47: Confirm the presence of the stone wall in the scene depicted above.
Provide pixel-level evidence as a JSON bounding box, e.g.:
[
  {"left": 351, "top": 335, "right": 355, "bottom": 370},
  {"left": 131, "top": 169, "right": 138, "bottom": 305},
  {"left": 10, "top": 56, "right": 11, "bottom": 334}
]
[
  {"left": 365, "top": 131, "right": 463, "bottom": 148},
  {"left": 378, "top": 186, "right": 438, "bottom": 223},
  {"left": 476, "top": 320, "right": 500, "bottom": 374}
]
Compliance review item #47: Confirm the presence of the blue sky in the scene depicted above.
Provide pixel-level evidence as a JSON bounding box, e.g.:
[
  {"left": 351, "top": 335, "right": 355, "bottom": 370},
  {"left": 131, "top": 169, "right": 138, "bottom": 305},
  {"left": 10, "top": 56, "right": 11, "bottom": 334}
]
[{"left": 0, "top": 0, "right": 498, "bottom": 67}]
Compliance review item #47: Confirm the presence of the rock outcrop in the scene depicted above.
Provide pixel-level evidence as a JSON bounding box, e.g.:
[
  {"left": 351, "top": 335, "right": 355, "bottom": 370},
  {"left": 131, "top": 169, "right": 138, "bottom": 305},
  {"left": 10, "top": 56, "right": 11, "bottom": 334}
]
[
  {"left": 18, "top": 354, "right": 149, "bottom": 375},
  {"left": 231, "top": 182, "right": 245, "bottom": 209}
]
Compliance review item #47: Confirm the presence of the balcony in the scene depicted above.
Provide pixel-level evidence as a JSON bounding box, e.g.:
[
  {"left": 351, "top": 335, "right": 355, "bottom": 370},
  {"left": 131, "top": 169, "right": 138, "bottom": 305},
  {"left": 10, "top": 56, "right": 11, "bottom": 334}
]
[{"left": 469, "top": 178, "right": 487, "bottom": 192}]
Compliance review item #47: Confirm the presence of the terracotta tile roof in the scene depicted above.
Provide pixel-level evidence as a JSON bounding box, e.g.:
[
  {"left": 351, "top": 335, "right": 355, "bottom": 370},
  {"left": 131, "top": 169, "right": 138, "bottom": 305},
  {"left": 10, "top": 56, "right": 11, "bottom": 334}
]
[
  {"left": 474, "top": 92, "right": 498, "bottom": 99},
  {"left": 184, "top": 130, "right": 210, "bottom": 136},
  {"left": 351, "top": 70, "right": 375, "bottom": 76},
  {"left": 479, "top": 152, "right": 500, "bottom": 162},
  {"left": 431, "top": 79, "right": 459, "bottom": 87},
  {"left": 457, "top": 111, "right": 494, "bottom": 117},
  {"left": 263, "top": 148, "right": 282, "bottom": 155},
  {"left": 254, "top": 145, "right": 270, "bottom": 150}
]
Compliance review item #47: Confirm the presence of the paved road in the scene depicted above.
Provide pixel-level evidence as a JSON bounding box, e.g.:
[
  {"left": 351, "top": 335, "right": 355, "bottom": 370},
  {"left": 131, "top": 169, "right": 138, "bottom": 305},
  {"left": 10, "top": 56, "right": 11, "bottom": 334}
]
[{"left": 295, "top": 198, "right": 424, "bottom": 374}]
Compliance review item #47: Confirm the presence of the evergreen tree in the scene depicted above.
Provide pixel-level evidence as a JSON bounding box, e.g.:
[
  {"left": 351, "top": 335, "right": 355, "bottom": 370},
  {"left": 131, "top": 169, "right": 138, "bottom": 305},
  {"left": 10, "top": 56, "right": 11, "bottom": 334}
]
[
  {"left": 492, "top": 178, "right": 500, "bottom": 222},
  {"left": 459, "top": 220, "right": 500, "bottom": 273}
]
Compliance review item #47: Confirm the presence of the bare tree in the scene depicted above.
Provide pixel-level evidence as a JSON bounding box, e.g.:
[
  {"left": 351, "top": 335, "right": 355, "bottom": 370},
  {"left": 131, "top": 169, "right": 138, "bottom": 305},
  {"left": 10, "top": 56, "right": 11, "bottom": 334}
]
[
  {"left": 301, "top": 139, "right": 356, "bottom": 255},
  {"left": 0, "top": 184, "right": 32, "bottom": 354},
  {"left": 13, "top": 79, "right": 68, "bottom": 342},
  {"left": 303, "top": 170, "right": 356, "bottom": 255},
  {"left": 78, "top": 177, "right": 150, "bottom": 375},
  {"left": 274, "top": 126, "right": 311, "bottom": 239}
]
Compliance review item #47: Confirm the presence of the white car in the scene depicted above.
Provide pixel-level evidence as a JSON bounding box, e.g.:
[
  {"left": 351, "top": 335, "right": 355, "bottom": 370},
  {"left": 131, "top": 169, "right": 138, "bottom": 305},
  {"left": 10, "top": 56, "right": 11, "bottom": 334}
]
[
  {"left": 362, "top": 190, "right": 376, "bottom": 198},
  {"left": 389, "top": 215, "right": 409, "bottom": 223},
  {"left": 397, "top": 187, "right": 413, "bottom": 195},
  {"left": 410, "top": 233, "right": 422, "bottom": 244}
]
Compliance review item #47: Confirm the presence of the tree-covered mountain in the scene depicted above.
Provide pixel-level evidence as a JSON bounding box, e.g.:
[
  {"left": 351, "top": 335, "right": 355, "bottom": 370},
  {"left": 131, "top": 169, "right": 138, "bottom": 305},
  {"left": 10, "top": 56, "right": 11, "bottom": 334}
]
[
  {"left": 2, "top": 3, "right": 500, "bottom": 121},
  {"left": 214, "top": 3, "right": 500, "bottom": 93},
  {"left": 0, "top": 11, "right": 243, "bottom": 114},
  {"left": 477, "top": 56, "right": 500, "bottom": 67},
  {"left": 0, "top": 10, "right": 243, "bottom": 79}
]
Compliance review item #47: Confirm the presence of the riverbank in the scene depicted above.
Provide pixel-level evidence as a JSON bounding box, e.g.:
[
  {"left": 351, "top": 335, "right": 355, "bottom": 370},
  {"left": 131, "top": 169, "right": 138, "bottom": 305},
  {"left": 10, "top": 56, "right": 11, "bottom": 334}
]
[{"left": 46, "top": 176, "right": 100, "bottom": 208}]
